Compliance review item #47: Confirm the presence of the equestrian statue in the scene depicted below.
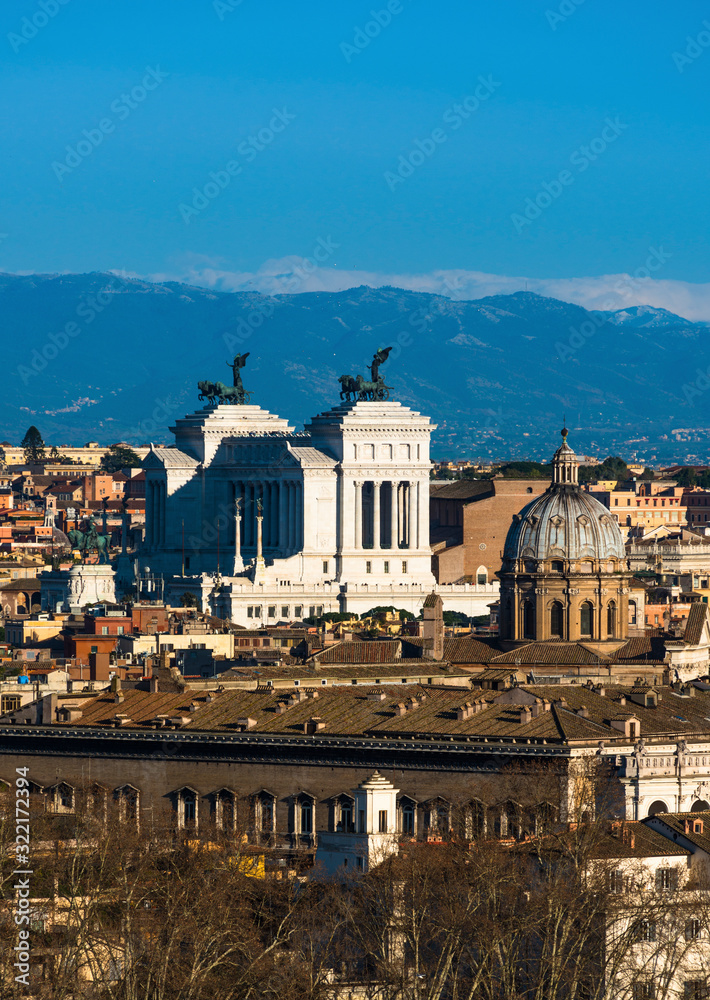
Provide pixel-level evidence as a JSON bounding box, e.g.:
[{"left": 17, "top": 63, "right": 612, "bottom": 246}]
[
  {"left": 339, "top": 347, "right": 394, "bottom": 402},
  {"left": 68, "top": 515, "right": 111, "bottom": 564},
  {"left": 198, "top": 352, "right": 253, "bottom": 405}
]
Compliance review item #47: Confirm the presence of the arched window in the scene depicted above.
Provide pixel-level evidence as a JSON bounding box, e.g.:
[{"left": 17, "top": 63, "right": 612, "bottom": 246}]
[
  {"left": 550, "top": 602, "right": 564, "bottom": 638},
  {"left": 628, "top": 600, "right": 637, "bottom": 626},
  {"left": 476, "top": 565, "right": 487, "bottom": 585},
  {"left": 523, "top": 600, "right": 535, "bottom": 639},
  {"left": 607, "top": 601, "right": 617, "bottom": 637},
  {"left": 214, "top": 789, "right": 236, "bottom": 832},
  {"left": 399, "top": 797, "right": 416, "bottom": 837},
  {"left": 647, "top": 800, "right": 668, "bottom": 817},
  {"left": 580, "top": 601, "right": 593, "bottom": 637},
  {"left": 504, "top": 801, "right": 522, "bottom": 840},
  {"left": 691, "top": 800, "right": 710, "bottom": 812}
]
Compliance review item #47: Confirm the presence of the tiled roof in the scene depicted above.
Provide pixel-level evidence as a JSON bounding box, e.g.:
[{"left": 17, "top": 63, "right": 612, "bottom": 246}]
[
  {"left": 430, "top": 480, "right": 494, "bottom": 501},
  {"left": 312, "top": 640, "right": 401, "bottom": 665},
  {"left": 645, "top": 811, "right": 710, "bottom": 855},
  {"left": 684, "top": 603, "right": 708, "bottom": 646},
  {"left": 589, "top": 824, "right": 691, "bottom": 859},
  {"left": 40, "top": 681, "right": 710, "bottom": 746},
  {"left": 491, "top": 643, "right": 612, "bottom": 666},
  {"left": 444, "top": 636, "right": 497, "bottom": 663}
]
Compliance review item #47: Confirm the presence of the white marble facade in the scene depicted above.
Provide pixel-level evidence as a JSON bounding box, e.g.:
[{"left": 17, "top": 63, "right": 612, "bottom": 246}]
[{"left": 137, "top": 399, "right": 493, "bottom": 625}]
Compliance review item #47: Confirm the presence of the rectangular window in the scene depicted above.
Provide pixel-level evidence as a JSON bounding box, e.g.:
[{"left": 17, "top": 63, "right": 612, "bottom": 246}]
[
  {"left": 366, "top": 561, "right": 372, "bottom": 574},
  {"left": 316, "top": 606, "right": 323, "bottom": 616},
  {"left": 268, "top": 605, "right": 276, "bottom": 618},
  {"left": 90, "top": 645, "right": 98, "bottom": 654},
  {"left": 101, "top": 626, "right": 109, "bottom": 635},
  {"left": 309, "top": 606, "right": 315, "bottom": 617},
  {"left": 322, "top": 560, "right": 328, "bottom": 574},
  {"left": 685, "top": 918, "right": 701, "bottom": 941},
  {"left": 247, "top": 607, "right": 254, "bottom": 618},
  {"left": 254, "top": 606, "right": 262, "bottom": 618},
  {"left": 183, "top": 795, "right": 196, "bottom": 824},
  {"left": 401, "top": 561, "right": 407, "bottom": 573},
  {"left": 684, "top": 981, "right": 710, "bottom": 999},
  {"left": 610, "top": 870, "right": 625, "bottom": 894},
  {"left": 378, "top": 810, "right": 388, "bottom": 833},
  {"left": 359, "top": 809, "right": 365, "bottom": 833},
  {"left": 383, "top": 561, "right": 390, "bottom": 574},
  {"left": 633, "top": 985, "right": 655, "bottom": 1000},
  {"left": 295, "top": 605, "right": 303, "bottom": 618},
  {"left": 117, "top": 626, "right": 124, "bottom": 635},
  {"left": 300, "top": 801, "right": 312, "bottom": 835},
  {"left": 281, "top": 606, "right": 289, "bottom": 618},
  {"left": 656, "top": 868, "right": 673, "bottom": 891}
]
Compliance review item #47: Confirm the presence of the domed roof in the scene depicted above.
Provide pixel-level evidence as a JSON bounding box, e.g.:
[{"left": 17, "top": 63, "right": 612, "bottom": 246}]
[{"left": 502, "top": 428, "right": 626, "bottom": 564}]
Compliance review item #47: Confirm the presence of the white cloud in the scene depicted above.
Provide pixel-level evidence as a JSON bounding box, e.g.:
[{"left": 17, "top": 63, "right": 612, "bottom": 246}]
[{"left": 148, "top": 257, "right": 710, "bottom": 323}]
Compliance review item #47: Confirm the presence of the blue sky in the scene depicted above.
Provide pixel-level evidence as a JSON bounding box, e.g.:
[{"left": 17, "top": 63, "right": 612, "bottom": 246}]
[{"left": 2, "top": 1, "right": 710, "bottom": 315}]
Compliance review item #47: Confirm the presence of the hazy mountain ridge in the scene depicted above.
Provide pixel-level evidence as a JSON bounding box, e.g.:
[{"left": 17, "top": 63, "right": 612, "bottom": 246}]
[{"left": 1, "top": 272, "right": 707, "bottom": 462}]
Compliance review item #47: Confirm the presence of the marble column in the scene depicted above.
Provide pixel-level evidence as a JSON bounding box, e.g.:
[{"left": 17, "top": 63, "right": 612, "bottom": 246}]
[
  {"left": 232, "top": 498, "right": 244, "bottom": 574},
  {"left": 270, "top": 482, "right": 279, "bottom": 549},
  {"left": 279, "top": 482, "right": 288, "bottom": 553},
  {"left": 416, "top": 479, "right": 424, "bottom": 551},
  {"left": 372, "top": 482, "right": 381, "bottom": 550},
  {"left": 389, "top": 481, "right": 397, "bottom": 549},
  {"left": 354, "top": 481, "right": 362, "bottom": 550},
  {"left": 288, "top": 482, "right": 295, "bottom": 552}
]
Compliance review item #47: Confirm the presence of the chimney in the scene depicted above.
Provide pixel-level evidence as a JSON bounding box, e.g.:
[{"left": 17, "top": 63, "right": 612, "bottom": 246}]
[
  {"left": 237, "top": 717, "right": 257, "bottom": 731},
  {"left": 577, "top": 706, "right": 589, "bottom": 718},
  {"left": 520, "top": 707, "right": 532, "bottom": 724},
  {"left": 150, "top": 675, "right": 159, "bottom": 693}
]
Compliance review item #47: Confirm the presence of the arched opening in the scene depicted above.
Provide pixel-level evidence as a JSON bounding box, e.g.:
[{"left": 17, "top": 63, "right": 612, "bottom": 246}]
[
  {"left": 580, "top": 601, "right": 593, "bottom": 637},
  {"left": 476, "top": 565, "right": 487, "bottom": 586},
  {"left": 607, "top": 601, "right": 617, "bottom": 637},
  {"left": 628, "top": 600, "right": 637, "bottom": 626},
  {"left": 691, "top": 800, "right": 710, "bottom": 812},
  {"left": 399, "top": 796, "right": 416, "bottom": 837},
  {"left": 523, "top": 600, "right": 535, "bottom": 640},
  {"left": 647, "top": 800, "right": 668, "bottom": 817},
  {"left": 550, "top": 601, "right": 564, "bottom": 639}
]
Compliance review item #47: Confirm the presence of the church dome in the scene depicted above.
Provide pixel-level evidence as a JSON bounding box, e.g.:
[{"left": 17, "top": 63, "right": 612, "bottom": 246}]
[{"left": 502, "top": 428, "right": 626, "bottom": 567}]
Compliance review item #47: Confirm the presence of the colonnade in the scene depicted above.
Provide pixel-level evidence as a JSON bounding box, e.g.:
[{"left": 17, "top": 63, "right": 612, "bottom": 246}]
[
  {"left": 232, "top": 479, "right": 302, "bottom": 553},
  {"left": 148, "top": 481, "right": 166, "bottom": 548},
  {"left": 351, "top": 479, "right": 420, "bottom": 550}
]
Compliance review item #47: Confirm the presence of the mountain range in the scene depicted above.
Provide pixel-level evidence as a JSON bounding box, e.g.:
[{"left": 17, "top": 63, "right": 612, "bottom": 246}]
[{"left": 2, "top": 272, "right": 709, "bottom": 463}]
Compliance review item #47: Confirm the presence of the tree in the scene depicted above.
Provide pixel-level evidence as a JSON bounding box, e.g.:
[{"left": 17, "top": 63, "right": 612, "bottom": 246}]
[
  {"left": 21, "top": 425, "right": 45, "bottom": 463},
  {"left": 443, "top": 610, "right": 471, "bottom": 627},
  {"left": 673, "top": 466, "right": 698, "bottom": 488},
  {"left": 180, "top": 592, "right": 199, "bottom": 608},
  {"left": 100, "top": 444, "right": 141, "bottom": 473}
]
